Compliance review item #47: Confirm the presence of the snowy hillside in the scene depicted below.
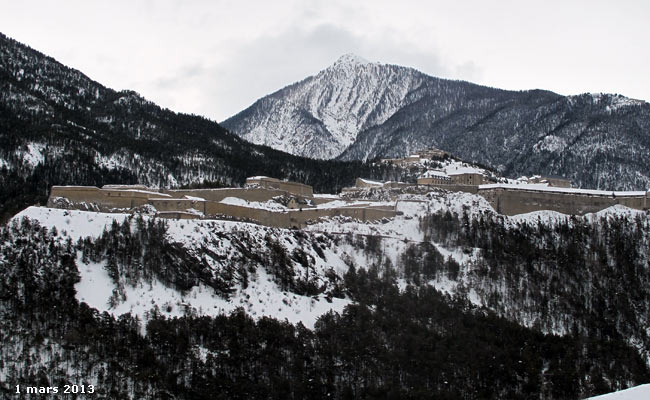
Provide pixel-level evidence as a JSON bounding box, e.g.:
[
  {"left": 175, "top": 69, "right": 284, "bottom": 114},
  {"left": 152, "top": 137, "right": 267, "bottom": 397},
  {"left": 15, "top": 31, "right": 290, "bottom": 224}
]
[
  {"left": 586, "top": 384, "right": 650, "bottom": 400},
  {"left": 4, "top": 188, "right": 650, "bottom": 397},
  {"left": 11, "top": 196, "right": 432, "bottom": 329},
  {"left": 14, "top": 207, "right": 352, "bottom": 330},
  {"left": 13, "top": 186, "right": 650, "bottom": 362}
]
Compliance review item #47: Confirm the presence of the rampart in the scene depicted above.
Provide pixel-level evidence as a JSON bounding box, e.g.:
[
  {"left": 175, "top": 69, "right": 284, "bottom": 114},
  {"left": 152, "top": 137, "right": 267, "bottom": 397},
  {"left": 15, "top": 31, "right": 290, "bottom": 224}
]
[
  {"left": 49, "top": 186, "right": 102, "bottom": 203},
  {"left": 312, "top": 196, "right": 339, "bottom": 206},
  {"left": 48, "top": 178, "right": 648, "bottom": 226},
  {"left": 419, "top": 184, "right": 479, "bottom": 194},
  {"left": 161, "top": 187, "right": 300, "bottom": 203},
  {"left": 47, "top": 185, "right": 396, "bottom": 228},
  {"left": 479, "top": 185, "right": 648, "bottom": 216},
  {"left": 149, "top": 199, "right": 206, "bottom": 214},
  {"left": 204, "top": 203, "right": 396, "bottom": 228},
  {"left": 245, "top": 177, "right": 313, "bottom": 197},
  {"left": 157, "top": 211, "right": 201, "bottom": 220},
  {"left": 49, "top": 186, "right": 171, "bottom": 210}
]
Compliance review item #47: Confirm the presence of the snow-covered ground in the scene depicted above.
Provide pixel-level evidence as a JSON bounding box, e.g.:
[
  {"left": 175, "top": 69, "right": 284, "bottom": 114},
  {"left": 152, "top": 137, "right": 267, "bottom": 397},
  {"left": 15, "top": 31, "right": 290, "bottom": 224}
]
[
  {"left": 414, "top": 158, "right": 492, "bottom": 179},
  {"left": 219, "top": 195, "right": 395, "bottom": 212},
  {"left": 219, "top": 196, "right": 288, "bottom": 211},
  {"left": 75, "top": 256, "right": 349, "bottom": 331},
  {"left": 14, "top": 206, "right": 352, "bottom": 331},
  {"left": 310, "top": 199, "right": 390, "bottom": 209},
  {"left": 586, "top": 384, "right": 650, "bottom": 400},
  {"left": 8, "top": 142, "right": 65, "bottom": 169},
  {"left": 480, "top": 183, "right": 647, "bottom": 197},
  {"left": 508, "top": 204, "right": 647, "bottom": 227},
  {"left": 15, "top": 206, "right": 131, "bottom": 241},
  {"left": 22, "top": 142, "right": 46, "bottom": 166}
]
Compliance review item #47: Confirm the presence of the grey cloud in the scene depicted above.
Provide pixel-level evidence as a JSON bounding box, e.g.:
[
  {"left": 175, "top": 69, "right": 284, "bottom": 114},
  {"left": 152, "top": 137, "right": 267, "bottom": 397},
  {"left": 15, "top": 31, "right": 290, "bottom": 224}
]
[
  {"left": 139, "top": 22, "right": 482, "bottom": 121},
  {"left": 152, "top": 63, "right": 207, "bottom": 90}
]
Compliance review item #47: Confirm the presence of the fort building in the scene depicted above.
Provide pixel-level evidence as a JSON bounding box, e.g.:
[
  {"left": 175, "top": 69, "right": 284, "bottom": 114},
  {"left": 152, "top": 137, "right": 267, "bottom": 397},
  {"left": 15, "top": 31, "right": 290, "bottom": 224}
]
[
  {"left": 381, "top": 146, "right": 449, "bottom": 166},
  {"left": 47, "top": 178, "right": 398, "bottom": 229},
  {"left": 526, "top": 175, "right": 572, "bottom": 188},
  {"left": 417, "top": 170, "right": 451, "bottom": 186},
  {"left": 416, "top": 147, "right": 448, "bottom": 159},
  {"left": 354, "top": 178, "right": 384, "bottom": 189},
  {"left": 449, "top": 171, "right": 487, "bottom": 185},
  {"left": 417, "top": 168, "right": 488, "bottom": 186},
  {"left": 478, "top": 184, "right": 648, "bottom": 216},
  {"left": 46, "top": 172, "right": 649, "bottom": 227},
  {"left": 245, "top": 176, "right": 313, "bottom": 197}
]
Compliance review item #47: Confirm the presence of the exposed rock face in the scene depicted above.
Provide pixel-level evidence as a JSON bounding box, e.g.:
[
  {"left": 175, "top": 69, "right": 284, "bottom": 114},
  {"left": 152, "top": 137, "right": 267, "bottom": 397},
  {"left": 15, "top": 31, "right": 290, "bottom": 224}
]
[{"left": 222, "top": 54, "right": 430, "bottom": 159}]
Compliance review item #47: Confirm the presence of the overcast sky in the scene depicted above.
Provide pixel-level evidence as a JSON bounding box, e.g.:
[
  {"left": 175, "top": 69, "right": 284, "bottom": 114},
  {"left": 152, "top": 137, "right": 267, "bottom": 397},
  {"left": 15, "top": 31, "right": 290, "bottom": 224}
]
[{"left": 1, "top": 0, "right": 648, "bottom": 121}]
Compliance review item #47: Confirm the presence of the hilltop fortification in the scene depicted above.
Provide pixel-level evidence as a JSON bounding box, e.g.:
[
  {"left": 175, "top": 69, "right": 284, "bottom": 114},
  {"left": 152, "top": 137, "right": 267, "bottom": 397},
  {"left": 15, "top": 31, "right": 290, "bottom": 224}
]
[
  {"left": 47, "top": 179, "right": 397, "bottom": 229},
  {"left": 47, "top": 171, "right": 649, "bottom": 229}
]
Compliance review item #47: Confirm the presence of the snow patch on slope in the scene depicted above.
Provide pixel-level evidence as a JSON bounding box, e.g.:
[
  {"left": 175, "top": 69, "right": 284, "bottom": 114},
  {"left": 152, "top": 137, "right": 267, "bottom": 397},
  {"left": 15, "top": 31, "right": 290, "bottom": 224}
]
[
  {"left": 586, "top": 384, "right": 650, "bottom": 400},
  {"left": 534, "top": 135, "right": 567, "bottom": 153},
  {"left": 17, "top": 207, "right": 351, "bottom": 331},
  {"left": 219, "top": 196, "right": 288, "bottom": 211},
  {"left": 75, "top": 257, "right": 349, "bottom": 331},
  {"left": 15, "top": 206, "right": 131, "bottom": 240},
  {"left": 22, "top": 143, "right": 46, "bottom": 166}
]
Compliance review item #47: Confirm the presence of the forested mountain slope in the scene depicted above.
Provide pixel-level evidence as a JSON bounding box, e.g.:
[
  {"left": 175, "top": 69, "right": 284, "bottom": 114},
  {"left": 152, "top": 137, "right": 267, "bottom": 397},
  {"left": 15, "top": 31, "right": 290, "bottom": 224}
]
[
  {"left": 0, "top": 33, "right": 401, "bottom": 221},
  {"left": 224, "top": 54, "right": 650, "bottom": 190}
]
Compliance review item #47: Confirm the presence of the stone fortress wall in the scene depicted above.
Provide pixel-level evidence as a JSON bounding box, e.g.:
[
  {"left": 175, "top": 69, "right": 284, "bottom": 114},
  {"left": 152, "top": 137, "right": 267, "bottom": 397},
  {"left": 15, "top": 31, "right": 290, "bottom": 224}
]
[
  {"left": 376, "top": 145, "right": 648, "bottom": 215},
  {"left": 48, "top": 145, "right": 648, "bottom": 223},
  {"left": 48, "top": 170, "right": 649, "bottom": 229},
  {"left": 48, "top": 179, "right": 397, "bottom": 229},
  {"left": 203, "top": 203, "right": 395, "bottom": 229},
  {"left": 244, "top": 176, "right": 313, "bottom": 197},
  {"left": 478, "top": 185, "right": 648, "bottom": 216},
  {"left": 346, "top": 177, "right": 648, "bottom": 215},
  {"left": 49, "top": 186, "right": 171, "bottom": 209}
]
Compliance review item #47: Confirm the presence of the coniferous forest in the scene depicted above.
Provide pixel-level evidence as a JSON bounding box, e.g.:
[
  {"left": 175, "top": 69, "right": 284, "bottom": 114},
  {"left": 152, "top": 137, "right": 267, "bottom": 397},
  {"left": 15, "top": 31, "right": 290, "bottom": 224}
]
[{"left": 1, "top": 214, "right": 649, "bottom": 399}]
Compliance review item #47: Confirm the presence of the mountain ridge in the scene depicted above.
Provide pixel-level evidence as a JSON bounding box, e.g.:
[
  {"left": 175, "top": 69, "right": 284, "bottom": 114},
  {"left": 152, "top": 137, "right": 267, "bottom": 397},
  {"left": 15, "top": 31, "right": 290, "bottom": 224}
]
[
  {"left": 0, "top": 33, "right": 402, "bottom": 220},
  {"left": 223, "top": 54, "right": 650, "bottom": 190},
  {"left": 223, "top": 54, "right": 435, "bottom": 159}
]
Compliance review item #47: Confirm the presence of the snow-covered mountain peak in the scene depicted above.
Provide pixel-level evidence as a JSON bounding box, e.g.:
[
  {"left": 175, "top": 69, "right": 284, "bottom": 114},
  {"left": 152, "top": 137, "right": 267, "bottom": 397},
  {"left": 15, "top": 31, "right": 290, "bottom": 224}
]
[
  {"left": 223, "top": 54, "right": 650, "bottom": 189},
  {"left": 329, "top": 53, "right": 371, "bottom": 68},
  {"left": 223, "top": 55, "right": 425, "bottom": 159}
]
